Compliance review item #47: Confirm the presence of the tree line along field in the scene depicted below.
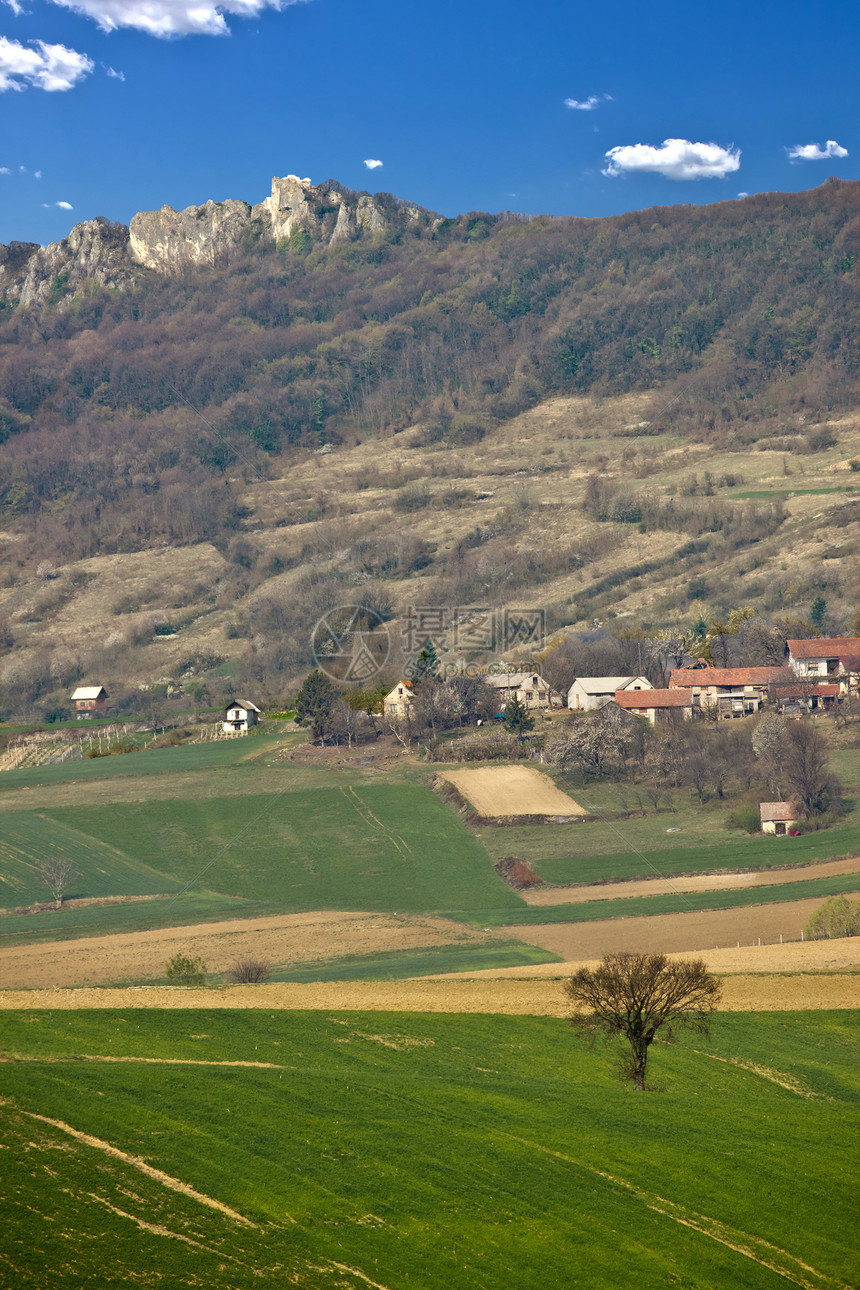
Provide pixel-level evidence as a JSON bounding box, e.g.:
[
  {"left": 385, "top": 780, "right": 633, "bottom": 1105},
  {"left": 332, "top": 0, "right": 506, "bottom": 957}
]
[{"left": 0, "top": 1008, "right": 856, "bottom": 1289}]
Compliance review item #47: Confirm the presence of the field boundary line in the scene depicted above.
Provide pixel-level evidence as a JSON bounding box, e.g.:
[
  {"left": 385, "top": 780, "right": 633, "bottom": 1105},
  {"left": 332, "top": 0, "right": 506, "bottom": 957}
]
[
  {"left": 4, "top": 1053, "right": 287, "bottom": 1070},
  {"left": 3, "top": 1100, "right": 260, "bottom": 1228},
  {"left": 503, "top": 1132, "right": 846, "bottom": 1290}
]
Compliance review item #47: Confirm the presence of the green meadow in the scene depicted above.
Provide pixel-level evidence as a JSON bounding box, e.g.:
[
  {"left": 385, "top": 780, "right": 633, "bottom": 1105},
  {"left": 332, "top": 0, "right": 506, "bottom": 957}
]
[
  {"left": 0, "top": 735, "right": 856, "bottom": 960},
  {"left": 0, "top": 1008, "right": 856, "bottom": 1289}
]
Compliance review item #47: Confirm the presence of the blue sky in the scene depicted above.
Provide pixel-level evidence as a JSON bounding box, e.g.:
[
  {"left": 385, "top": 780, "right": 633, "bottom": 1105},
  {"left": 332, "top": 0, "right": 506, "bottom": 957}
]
[{"left": 1, "top": 0, "right": 857, "bottom": 244}]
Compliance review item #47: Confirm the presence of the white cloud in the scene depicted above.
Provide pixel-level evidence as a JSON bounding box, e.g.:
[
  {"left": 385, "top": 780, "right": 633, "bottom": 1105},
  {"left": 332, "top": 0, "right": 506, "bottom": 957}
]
[
  {"left": 104, "top": 63, "right": 125, "bottom": 79},
  {"left": 4, "top": 0, "right": 25, "bottom": 15},
  {"left": 737, "top": 191, "right": 749, "bottom": 198},
  {"left": 0, "top": 166, "right": 10, "bottom": 174},
  {"left": 603, "top": 137, "right": 740, "bottom": 180},
  {"left": 787, "top": 139, "right": 848, "bottom": 162},
  {"left": 0, "top": 37, "right": 93, "bottom": 91},
  {"left": 363, "top": 158, "right": 383, "bottom": 169},
  {"left": 56, "top": 200, "right": 73, "bottom": 209},
  {"left": 564, "top": 93, "right": 612, "bottom": 111},
  {"left": 49, "top": 0, "right": 302, "bottom": 38},
  {"left": 34, "top": 169, "right": 42, "bottom": 177}
]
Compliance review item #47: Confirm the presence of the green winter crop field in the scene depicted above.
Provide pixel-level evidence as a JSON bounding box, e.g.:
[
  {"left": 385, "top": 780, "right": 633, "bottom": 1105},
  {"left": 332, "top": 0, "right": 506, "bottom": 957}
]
[{"left": 0, "top": 1008, "right": 856, "bottom": 1289}]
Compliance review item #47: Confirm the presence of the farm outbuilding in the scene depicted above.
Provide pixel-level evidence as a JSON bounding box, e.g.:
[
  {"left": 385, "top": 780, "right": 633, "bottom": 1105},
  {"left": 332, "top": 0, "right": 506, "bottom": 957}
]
[
  {"left": 613, "top": 687, "right": 696, "bottom": 724},
  {"left": 223, "top": 700, "right": 261, "bottom": 733},
  {"left": 759, "top": 802, "right": 798, "bottom": 836},
  {"left": 568, "top": 676, "right": 651, "bottom": 711}
]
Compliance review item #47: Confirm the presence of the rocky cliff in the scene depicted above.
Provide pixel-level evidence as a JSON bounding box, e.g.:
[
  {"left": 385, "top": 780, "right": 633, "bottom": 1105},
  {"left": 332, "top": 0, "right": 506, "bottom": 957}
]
[{"left": 0, "top": 175, "right": 437, "bottom": 305}]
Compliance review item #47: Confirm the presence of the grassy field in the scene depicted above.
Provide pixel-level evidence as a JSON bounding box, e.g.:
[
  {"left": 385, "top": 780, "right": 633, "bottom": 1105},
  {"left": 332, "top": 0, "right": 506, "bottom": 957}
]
[
  {"left": 1, "top": 733, "right": 856, "bottom": 958},
  {"left": 268, "top": 941, "right": 561, "bottom": 982},
  {"left": 455, "top": 871, "right": 860, "bottom": 927},
  {"left": 0, "top": 1008, "right": 856, "bottom": 1288}
]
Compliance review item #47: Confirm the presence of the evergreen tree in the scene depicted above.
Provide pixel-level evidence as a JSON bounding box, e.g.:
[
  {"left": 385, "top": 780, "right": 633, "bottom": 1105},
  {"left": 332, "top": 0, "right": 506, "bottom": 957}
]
[
  {"left": 502, "top": 694, "right": 535, "bottom": 741},
  {"left": 412, "top": 638, "right": 440, "bottom": 681},
  {"left": 810, "top": 596, "right": 827, "bottom": 629},
  {"left": 295, "top": 669, "right": 336, "bottom": 740}
]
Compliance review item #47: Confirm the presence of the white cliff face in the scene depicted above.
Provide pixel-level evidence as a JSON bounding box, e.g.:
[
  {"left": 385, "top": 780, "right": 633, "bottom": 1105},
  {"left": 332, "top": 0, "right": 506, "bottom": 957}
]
[
  {"left": 129, "top": 198, "right": 253, "bottom": 271},
  {"left": 0, "top": 217, "right": 133, "bottom": 307},
  {"left": 0, "top": 175, "right": 437, "bottom": 304}
]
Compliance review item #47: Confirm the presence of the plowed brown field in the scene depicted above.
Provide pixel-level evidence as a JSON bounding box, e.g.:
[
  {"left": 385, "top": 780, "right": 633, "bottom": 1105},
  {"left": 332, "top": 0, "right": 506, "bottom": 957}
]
[
  {"left": 0, "top": 911, "right": 500, "bottom": 990},
  {"left": 522, "top": 856, "right": 860, "bottom": 904},
  {"left": 438, "top": 766, "right": 586, "bottom": 817},
  {"left": 0, "top": 963, "right": 855, "bottom": 1015},
  {"left": 505, "top": 893, "right": 860, "bottom": 960}
]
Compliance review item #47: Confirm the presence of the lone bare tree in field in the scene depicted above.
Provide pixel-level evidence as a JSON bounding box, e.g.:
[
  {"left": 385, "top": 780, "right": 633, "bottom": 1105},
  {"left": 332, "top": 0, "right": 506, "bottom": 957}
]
[
  {"left": 36, "top": 857, "right": 77, "bottom": 909},
  {"left": 565, "top": 952, "right": 721, "bottom": 1090}
]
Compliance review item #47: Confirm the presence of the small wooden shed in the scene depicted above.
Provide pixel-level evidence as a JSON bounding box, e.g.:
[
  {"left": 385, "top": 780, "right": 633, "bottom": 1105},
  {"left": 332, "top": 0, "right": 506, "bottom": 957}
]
[{"left": 759, "top": 802, "right": 798, "bottom": 836}]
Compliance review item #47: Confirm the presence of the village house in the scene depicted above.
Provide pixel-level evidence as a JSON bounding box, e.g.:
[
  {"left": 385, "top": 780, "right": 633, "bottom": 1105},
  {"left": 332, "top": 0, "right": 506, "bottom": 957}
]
[
  {"left": 614, "top": 687, "right": 696, "bottom": 724},
  {"left": 383, "top": 681, "right": 413, "bottom": 719},
  {"left": 71, "top": 685, "right": 108, "bottom": 719},
  {"left": 759, "top": 802, "right": 799, "bottom": 836},
  {"left": 668, "top": 666, "right": 793, "bottom": 718},
  {"left": 222, "top": 699, "right": 261, "bottom": 733},
  {"left": 787, "top": 638, "right": 860, "bottom": 693},
  {"left": 485, "top": 672, "right": 556, "bottom": 713},
  {"left": 567, "top": 676, "right": 651, "bottom": 711}
]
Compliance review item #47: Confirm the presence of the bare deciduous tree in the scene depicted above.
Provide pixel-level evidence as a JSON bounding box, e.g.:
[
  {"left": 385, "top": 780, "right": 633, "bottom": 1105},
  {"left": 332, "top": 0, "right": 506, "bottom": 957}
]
[
  {"left": 783, "top": 721, "right": 841, "bottom": 817},
  {"left": 36, "top": 857, "right": 77, "bottom": 909},
  {"left": 565, "top": 952, "right": 721, "bottom": 1090}
]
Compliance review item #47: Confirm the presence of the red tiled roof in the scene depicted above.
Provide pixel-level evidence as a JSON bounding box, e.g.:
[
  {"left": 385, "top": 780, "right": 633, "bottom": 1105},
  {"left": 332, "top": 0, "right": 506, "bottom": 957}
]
[
  {"left": 772, "top": 683, "right": 840, "bottom": 698},
  {"left": 668, "top": 667, "right": 793, "bottom": 687},
  {"left": 787, "top": 637, "right": 860, "bottom": 660},
  {"left": 759, "top": 802, "right": 796, "bottom": 823},
  {"left": 615, "top": 688, "right": 694, "bottom": 709}
]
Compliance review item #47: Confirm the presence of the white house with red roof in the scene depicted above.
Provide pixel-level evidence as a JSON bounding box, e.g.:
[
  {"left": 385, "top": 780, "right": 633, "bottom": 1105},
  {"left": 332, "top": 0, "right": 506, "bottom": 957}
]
[{"left": 787, "top": 638, "right": 860, "bottom": 693}]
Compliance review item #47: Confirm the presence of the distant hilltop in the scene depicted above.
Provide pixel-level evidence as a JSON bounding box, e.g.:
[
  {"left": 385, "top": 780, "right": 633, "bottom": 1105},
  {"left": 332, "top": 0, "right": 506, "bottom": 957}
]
[{"left": 0, "top": 175, "right": 439, "bottom": 307}]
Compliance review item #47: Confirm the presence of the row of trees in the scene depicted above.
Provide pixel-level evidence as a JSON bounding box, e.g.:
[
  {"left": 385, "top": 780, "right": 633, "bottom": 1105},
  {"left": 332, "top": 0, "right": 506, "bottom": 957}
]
[{"left": 545, "top": 704, "right": 842, "bottom": 821}]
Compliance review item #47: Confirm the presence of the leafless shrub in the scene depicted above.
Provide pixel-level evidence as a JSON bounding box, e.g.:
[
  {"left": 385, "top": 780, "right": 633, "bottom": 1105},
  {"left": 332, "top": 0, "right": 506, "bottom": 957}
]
[{"left": 226, "top": 956, "right": 271, "bottom": 984}]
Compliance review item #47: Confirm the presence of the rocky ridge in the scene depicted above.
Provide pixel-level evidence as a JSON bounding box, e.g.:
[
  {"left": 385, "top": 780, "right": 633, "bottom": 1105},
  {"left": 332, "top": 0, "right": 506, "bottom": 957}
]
[{"left": 0, "top": 175, "right": 436, "bottom": 305}]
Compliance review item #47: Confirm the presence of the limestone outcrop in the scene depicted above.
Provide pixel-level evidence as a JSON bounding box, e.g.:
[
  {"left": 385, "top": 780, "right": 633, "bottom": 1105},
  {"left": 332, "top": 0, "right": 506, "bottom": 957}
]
[
  {"left": 0, "top": 217, "right": 134, "bottom": 307},
  {"left": 0, "top": 175, "right": 437, "bottom": 306}
]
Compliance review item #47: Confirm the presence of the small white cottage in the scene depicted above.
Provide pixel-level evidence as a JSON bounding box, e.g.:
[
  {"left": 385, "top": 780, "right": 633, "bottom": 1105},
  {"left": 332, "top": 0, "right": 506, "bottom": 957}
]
[{"left": 223, "top": 699, "right": 262, "bottom": 734}]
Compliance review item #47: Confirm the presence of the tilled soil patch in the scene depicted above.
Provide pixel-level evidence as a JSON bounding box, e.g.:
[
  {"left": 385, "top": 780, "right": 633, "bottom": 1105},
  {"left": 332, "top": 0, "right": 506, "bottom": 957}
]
[
  {"left": 0, "top": 972, "right": 854, "bottom": 1014},
  {"left": 505, "top": 893, "right": 860, "bottom": 960},
  {"left": 0, "top": 910, "right": 500, "bottom": 990},
  {"left": 521, "top": 856, "right": 860, "bottom": 905}
]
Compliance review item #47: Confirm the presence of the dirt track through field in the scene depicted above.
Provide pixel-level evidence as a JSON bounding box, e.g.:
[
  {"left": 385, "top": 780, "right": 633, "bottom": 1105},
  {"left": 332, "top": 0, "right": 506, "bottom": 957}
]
[
  {"left": 0, "top": 910, "right": 498, "bottom": 990},
  {"left": 505, "top": 893, "right": 860, "bottom": 961},
  {"left": 438, "top": 766, "right": 586, "bottom": 817},
  {"left": 522, "top": 856, "right": 860, "bottom": 905}
]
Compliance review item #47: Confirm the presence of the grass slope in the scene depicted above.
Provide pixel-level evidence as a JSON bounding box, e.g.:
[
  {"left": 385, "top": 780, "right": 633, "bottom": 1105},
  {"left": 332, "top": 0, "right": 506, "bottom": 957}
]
[{"left": 0, "top": 1009, "right": 856, "bottom": 1289}]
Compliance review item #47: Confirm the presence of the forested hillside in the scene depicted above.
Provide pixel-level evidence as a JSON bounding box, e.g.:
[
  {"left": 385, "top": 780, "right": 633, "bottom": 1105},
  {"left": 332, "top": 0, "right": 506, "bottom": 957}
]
[
  {"left": 0, "top": 178, "right": 857, "bottom": 717},
  {"left": 0, "top": 178, "right": 856, "bottom": 564}
]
